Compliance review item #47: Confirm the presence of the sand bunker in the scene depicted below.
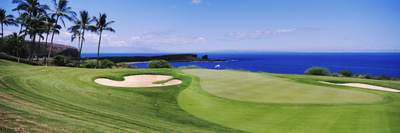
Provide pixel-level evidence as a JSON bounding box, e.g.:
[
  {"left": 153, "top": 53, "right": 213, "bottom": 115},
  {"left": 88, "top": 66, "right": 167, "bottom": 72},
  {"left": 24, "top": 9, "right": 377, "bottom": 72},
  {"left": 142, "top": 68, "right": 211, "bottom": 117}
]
[
  {"left": 95, "top": 75, "right": 182, "bottom": 87},
  {"left": 319, "top": 81, "right": 400, "bottom": 92}
]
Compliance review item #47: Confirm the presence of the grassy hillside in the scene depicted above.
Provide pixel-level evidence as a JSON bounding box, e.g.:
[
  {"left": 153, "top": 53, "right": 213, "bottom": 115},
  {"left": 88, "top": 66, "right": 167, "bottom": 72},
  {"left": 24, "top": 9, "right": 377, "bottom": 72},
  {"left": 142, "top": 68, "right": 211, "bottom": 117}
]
[
  {"left": 0, "top": 59, "right": 238, "bottom": 132},
  {"left": 179, "top": 69, "right": 400, "bottom": 132},
  {"left": 1, "top": 59, "right": 399, "bottom": 132}
]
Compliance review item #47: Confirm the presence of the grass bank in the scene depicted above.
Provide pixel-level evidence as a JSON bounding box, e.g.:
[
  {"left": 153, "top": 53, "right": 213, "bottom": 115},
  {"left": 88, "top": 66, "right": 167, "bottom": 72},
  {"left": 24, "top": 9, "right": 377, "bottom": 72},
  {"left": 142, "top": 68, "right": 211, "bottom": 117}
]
[
  {"left": 0, "top": 59, "right": 238, "bottom": 132},
  {"left": 1, "top": 59, "right": 400, "bottom": 132},
  {"left": 179, "top": 69, "right": 400, "bottom": 132}
]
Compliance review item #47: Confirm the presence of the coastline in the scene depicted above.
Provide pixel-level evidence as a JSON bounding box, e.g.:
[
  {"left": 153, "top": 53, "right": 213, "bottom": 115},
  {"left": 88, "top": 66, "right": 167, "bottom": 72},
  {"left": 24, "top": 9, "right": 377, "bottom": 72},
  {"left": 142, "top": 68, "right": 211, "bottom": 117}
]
[{"left": 118, "top": 61, "right": 149, "bottom": 65}]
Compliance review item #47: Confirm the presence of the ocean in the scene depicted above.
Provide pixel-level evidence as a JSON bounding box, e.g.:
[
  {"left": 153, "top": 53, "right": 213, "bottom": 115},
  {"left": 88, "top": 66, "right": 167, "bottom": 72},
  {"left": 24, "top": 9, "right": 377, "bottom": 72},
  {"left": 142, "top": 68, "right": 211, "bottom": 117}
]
[{"left": 81, "top": 53, "right": 400, "bottom": 77}]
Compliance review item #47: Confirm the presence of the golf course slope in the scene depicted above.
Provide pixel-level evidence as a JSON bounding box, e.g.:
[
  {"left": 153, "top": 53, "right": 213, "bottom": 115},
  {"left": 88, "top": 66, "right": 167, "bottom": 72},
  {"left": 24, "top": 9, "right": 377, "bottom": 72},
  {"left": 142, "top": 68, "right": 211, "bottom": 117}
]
[
  {"left": 179, "top": 69, "right": 400, "bottom": 133},
  {"left": 0, "top": 59, "right": 237, "bottom": 132},
  {"left": 1, "top": 59, "right": 400, "bottom": 132}
]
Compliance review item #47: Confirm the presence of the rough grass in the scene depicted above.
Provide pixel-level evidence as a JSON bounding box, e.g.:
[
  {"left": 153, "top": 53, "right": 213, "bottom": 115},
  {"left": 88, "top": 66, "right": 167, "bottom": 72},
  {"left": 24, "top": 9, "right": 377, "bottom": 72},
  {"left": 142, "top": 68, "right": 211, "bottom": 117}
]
[
  {"left": 179, "top": 69, "right": 400, "bottom": 133},
  {"left": 0, "top": 59, "right": 239, "bottom": 132}
]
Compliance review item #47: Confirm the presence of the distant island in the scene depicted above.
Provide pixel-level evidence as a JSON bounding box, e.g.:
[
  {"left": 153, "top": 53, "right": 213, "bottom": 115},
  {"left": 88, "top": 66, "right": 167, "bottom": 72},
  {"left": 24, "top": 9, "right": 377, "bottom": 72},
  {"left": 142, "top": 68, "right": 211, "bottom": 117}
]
[{"left": 89, "top": 54, "right": 226, "bottom": 63}]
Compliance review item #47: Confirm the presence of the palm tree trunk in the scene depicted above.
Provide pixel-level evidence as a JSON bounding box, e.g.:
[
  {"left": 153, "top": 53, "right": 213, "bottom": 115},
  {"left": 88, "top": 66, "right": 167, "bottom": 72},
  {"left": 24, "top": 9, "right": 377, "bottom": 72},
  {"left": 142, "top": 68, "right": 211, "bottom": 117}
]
[
  {"left": 30, "top": 34, "right": 36, "bottom": 60},
  {"left": 77, "top": 35, "right": 80, "bottom": 68},
  {"left": 17, "top": 50, "right": 20, "bottom": 63},
  {"left": 47, "top": 16, "right": 59, "bottom": 66},
  {"left": 96, "top": 30, "right": 102, "bottom": 67},
  {"left": 19, "top": 24, "right": 23, "bottom": 35},
  {"left": 1, "top": 23, "right": 3, "bottom": 50},
  {"left": 78, "top": 30, "right": 85, "bottom": 68},
  {"left": 44, "top": 32, "right": 49, "bottom": 62},
  {"left": 37, "top": 37, "right": 41, "bottom": 61}
]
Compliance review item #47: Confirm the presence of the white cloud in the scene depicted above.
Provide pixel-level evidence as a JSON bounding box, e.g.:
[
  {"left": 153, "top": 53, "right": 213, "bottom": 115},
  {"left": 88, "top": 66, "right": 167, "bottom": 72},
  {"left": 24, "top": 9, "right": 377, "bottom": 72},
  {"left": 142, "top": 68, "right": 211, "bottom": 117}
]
[
  {"left": 51, "top": 32, "right": 125, "bottom": 48},
  {"left": 127, "top": 31, "right": 207, "bottom": 46},
  {"left": 19, "top": 30, "right": 207, "bottom": 50},
  {"left": 191, "top": 0, "right": 202, "bottom": 4},
  {"left": 228, "top": 28, "right": 319, "bottom": 39},
  {"left": 352, "top": 47, "right": 400, "bottom": 50}
]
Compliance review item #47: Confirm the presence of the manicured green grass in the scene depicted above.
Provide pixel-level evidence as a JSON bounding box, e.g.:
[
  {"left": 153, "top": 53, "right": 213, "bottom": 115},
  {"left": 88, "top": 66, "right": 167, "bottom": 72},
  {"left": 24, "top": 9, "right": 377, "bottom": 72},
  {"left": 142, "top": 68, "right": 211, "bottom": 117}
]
[
  {"left": 2, "top": 59, "right": 400, "bottom": 132},
  {"left": 182, "top": 69, "right": 383, "bottom": 104},
  {"left": 0, "top": 59, "right": 238, "bottom": 132},
  {"left": 179, "top": 69, "right": 400, "bottom": 133}
]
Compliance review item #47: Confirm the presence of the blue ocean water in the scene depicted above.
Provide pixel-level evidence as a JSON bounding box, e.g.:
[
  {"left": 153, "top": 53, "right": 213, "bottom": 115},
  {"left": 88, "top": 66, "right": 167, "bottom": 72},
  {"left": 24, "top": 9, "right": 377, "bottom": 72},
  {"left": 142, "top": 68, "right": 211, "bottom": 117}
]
[{"left": 81, "top": 53, "right": 400, "bottom": 77}]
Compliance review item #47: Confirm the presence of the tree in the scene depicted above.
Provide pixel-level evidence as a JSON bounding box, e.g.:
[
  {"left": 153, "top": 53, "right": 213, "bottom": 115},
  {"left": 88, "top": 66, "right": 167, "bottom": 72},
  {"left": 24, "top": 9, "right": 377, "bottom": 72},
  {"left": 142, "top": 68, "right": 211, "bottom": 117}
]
[
  {"left": 13, "top": 0, "right": 49, "bottom": 60},
  {"left": 43, "top": 15, "right": 60, "bottom": 62},
  {"left": 12, "top": 0, "right": 49, "bottom": 16},
  {"left": 22, "top": 11, "right": 46, "bottom": 60},
  {"left": 68, "top": 10, "right": 95, "bottom": 67},
  {"left": 5, "top": 32, "right": 25, "bottom": 62},
  {"left": 68, "top": 18, "right": 81, "bottom": 66},
  {"left": 148, "top": 60, "right": 173, "bottom": 68},
  {"left": 15, "top": 12, "right": 29, "bottom": 35},
  {"left": 304, "top": 67, "right": 331, "bottom": 76},
  {"left": 1, "top": 8, "right": 18, "bottom": 50},
  {"left": 93, "top": 13, "right": 115, "bottom": 67},
  {"left": 47, "top": 0, "right": 76, "bottom": 66},
  {"left": 339, "top": 70, "right": 354, "bottom": 77}
]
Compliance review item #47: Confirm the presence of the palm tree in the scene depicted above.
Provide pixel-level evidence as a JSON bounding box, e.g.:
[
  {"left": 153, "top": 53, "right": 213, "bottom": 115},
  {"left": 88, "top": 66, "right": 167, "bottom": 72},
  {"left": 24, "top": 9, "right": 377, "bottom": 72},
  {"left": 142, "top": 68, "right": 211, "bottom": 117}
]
[
  {"left": 94, "top": 13, "right": 115, "bottom": 67},
  {"left": 68, "top": 19, "right": 81, "bottom": 66},
  {"left": 6, "top": 32, "right": 25, "bottom": 62},
  {"left": 68, "top": 10, "right": 95, "bottom": 67},
  {"left": 1, "top": 8, "right": 18, "bottom": 50},
  {"left": 12, "top": 0, "right": 49, "bottom": 17},
  {"left": 43, "top": 16, "right": 60, "bottom": 62},
  {"left": 15, "top": 12, "right": 29, "bottom": 35},
  {"left": 36, "top": 28, "right": 45, "bottom": 61},
  {"left": 13, "top": 0, "right": 49, "bottom": 60},
  {"left": 47, "top": 0, "right": 76, "bottom": 66},
  {"left": 22, "top": 10, "right": 46, "bottom": 60}
]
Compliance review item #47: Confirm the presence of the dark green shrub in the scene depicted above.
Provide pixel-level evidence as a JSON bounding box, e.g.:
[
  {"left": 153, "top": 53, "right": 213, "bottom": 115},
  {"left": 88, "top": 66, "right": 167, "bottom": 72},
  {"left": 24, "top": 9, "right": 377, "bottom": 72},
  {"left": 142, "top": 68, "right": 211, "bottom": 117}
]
[
  {"left": 64, "top": 56, "right": 74, "bottom": 64},
  {"left": 53, "top": 55, "right": 66, "bottom": 66},
  {"left": 364, "top": 74, "right": 374, "bottom": 79},
  {"left": 148, "top": 60, "right": 173, "bottom": 68},
  {"left": 84, "top": 61, "right": 97, "bottom": 68},
  {"left": 331, "top": 73, "right": 343, "bottom": 77},
  {"left": 0, "top": 53, "right": 41, "bottom": 65},
  {"left": 304, "top": 67, "right": 331, "bottom": 76},
  {"left": 100, "top": 59, "right": 115, "bottom": 68},
  {"left": 339, "top": 70, "right": 353, "bottom": 77},
  {"left": 374, "top": 75, "right": 389, "bottom": 80},
  {"left": 116, "top": 63, "right": 131, "bottom": 68},
  {"left": 38, "top": 59, "right": 47, "bottom": 65},
  {"left": 66, "top": 63, "right": 75, "bottom": 67}
]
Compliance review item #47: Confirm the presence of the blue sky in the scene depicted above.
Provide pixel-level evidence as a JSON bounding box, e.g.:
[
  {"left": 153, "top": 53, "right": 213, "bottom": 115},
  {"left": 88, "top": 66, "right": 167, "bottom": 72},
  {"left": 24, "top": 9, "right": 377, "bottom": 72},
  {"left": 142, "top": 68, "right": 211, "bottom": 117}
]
[{"left": 1, "top": 0, "right": 400, "bottom": 53}]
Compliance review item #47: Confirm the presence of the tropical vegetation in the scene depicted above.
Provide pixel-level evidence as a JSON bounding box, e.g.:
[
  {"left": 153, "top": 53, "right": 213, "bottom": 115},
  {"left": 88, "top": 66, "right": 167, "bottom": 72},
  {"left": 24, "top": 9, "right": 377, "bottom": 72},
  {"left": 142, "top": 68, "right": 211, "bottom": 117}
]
[
  {"left": 93, "top": 13, "right": 115, "bottom": 67},
  {"left": 0, "top": 0, "right": 115, "bottom": 67},
  {"left": 148, "top": 59, "right": 173, "bottom": 68},
  {"left": 305, "top": 66, "right": 399, "bottom": 81},
  {"left": 304, "top": 66, "right": 331, "bottom": 76},
  {"left": 0, "top": 8, "right": 18, "bottom": 50}
]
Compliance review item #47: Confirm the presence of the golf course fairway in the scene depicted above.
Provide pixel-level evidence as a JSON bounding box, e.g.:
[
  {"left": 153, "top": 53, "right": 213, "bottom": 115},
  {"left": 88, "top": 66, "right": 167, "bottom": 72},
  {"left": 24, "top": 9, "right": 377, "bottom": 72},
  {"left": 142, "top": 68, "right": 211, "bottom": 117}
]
[
  {"left": 1, "top": 59, "right": 400, "bottom": 132},
  {"left": 179, "top": 69, "right": 400, "bottom": 133},
  {"left": 181, "top": 69, "right": 383, "bottom": 104}
]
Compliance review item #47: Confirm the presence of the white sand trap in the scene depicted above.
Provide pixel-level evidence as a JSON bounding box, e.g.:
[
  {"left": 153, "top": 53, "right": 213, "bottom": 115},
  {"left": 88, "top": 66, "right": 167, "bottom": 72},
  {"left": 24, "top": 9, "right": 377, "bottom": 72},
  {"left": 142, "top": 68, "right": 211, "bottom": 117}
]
[
  {"left": 95, "top": 75, "right": 182, "bottom": 87},
  {"left": 319, "top": 81, "right": 400, "bottom": 92}
]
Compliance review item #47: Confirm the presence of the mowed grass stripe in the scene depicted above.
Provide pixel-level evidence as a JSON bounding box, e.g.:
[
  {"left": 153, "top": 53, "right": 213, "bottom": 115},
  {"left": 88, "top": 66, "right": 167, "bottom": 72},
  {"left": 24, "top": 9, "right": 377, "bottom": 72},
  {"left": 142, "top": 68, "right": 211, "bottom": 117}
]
[
  {"left": 183, "top": 69, "right": 383, "bottom": 103},
  {"left": 178, "top": 74, "right": 400, "bottom": 132},
  {"left": 0, "top": 59, "right": 240, "bottom": 132}
]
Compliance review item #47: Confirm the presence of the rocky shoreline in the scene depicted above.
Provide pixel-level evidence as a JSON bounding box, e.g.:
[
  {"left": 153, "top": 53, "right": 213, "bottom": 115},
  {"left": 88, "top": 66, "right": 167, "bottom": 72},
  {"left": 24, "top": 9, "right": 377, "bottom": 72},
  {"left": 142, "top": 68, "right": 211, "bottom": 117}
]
[{"left": 90, "top": 54, "right": 226, "bottom": 63}]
